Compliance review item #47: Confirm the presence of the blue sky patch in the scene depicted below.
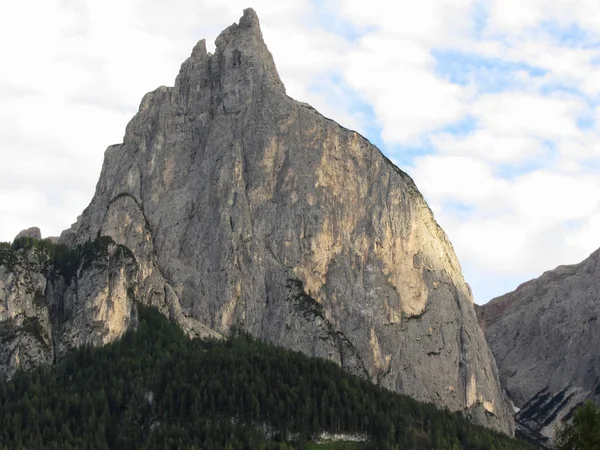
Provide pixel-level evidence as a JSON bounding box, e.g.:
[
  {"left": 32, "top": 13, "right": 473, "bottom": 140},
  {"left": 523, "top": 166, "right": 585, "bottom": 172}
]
[
  {"left": 439, "top": 115, "right": 477, "bottom": 134},
  {"left": 539, "top": 84, "right": 585, "bottom": 97},
  {"left": 470, "top": 1, "right": 489, "bottom": 41},
  {"left": 540, "top": 20, "right": 596, "bottom": 48},
  {"left": 577, "top": 115, "right": 595, "bottom": 130},
  {"left": 442, "top": 200, "right": 476, "bottom": 220},
  {"left": 433, "top": 50, "right": 547, "bottom": 93}
]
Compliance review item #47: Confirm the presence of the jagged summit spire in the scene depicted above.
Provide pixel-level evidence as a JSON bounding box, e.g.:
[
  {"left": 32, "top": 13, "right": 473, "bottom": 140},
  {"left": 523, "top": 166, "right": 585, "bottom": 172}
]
[
  {"left": 215, "top": 8, "right": 264, "bottom": 48},
  {"left": 240, "top": 7, "right": 260, "bottom": 28},
  {"left": 214, "top": 8, "right": 282, "bottom": 88},
  {"left": 190, "top": 39, "right": 207, "bottom": 59},
  {"left": 173, "top": 8, "right": 284, "bottom": 114},
  {"left": 186, "top": 9, "right": 262, "bottom": 62},
  {"left": 220, "top": 8, "right": 262, "bottom": 40}
]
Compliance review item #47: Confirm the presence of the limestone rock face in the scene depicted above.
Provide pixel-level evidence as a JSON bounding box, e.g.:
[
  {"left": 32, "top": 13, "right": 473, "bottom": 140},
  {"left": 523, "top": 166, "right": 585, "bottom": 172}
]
[
  {"left": 478, "top": 248, "right": 600, "bottom": 440},
  {"left": 56, "top": 9, "right": 514, "bottom": 433},
  {"left": 0, "top": 239, "right": 139, "bottom": 379},
  {"left": 0, "top": 247, "right": 53, "bottom": 380},
  {"left": 15, "top": 227, "right": 41, "bottom": 240},
  {"left": 52, "top": 242, "right": 139, "bottom": 359}
]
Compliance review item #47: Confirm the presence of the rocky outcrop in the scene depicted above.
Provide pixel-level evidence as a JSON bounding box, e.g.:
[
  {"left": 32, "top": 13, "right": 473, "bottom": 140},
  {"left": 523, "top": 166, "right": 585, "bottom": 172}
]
[
  {"left": 49, "top": 9, "right": 514, "bottom": 433},
  {"left": 51, "top": 239, "right": 139, "bottom": 359},
  {"left": 0, "top": 242, "right": 53, "bottom": 380},
  {"left": 478, "top": 248, "right": 600, "bottom": 440},
  {"left": 0, "top": 236, "right": 139, "bottom": 378},
  {"left": 15, "top": 227, "right": 41, "bottom": 240}
]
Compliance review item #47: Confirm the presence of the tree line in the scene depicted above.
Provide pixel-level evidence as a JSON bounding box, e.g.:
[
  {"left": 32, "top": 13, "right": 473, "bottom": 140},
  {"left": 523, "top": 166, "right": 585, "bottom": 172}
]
[{"left": 0, "top": 304, "right": 538, "bottom": 449}]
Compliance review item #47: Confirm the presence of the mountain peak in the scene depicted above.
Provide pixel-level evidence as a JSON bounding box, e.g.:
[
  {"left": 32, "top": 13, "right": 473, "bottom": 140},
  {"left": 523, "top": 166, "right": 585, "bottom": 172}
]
[
  {"left": 240, "top": 7, "right": 260, "bottom": 28},
  {"left": 222, "top": 7, "right": 262, "bottom": 40},
  {"left": 190, "top": 39, "right": 207, "bottom": 59},
  {"left": 173, "top": 8, "right": 284, "bottom": 115},
  {"left": 214, "top": 8, "right": 282, "bottom": 89},
  {"left": 1, "top": 9, "right": 514, "bottom": 437}
]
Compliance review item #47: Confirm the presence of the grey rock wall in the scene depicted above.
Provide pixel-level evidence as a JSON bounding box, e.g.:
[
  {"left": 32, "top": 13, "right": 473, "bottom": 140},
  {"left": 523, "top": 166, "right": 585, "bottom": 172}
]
[
  {"left": 478, "top": 248, "right": 600, "bottom": 440},
  {"left": 0, "top": 237, "right": 139, "bottom": 379},
  {"left": 0, "top": 245, "right": 53, "bottom": 380}
]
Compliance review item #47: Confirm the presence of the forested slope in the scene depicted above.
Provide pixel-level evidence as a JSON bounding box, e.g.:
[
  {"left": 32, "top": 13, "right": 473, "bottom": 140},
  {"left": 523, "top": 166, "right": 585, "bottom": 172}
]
[{"left": 0, "top": 305, "right": 535, "bottom": 449}]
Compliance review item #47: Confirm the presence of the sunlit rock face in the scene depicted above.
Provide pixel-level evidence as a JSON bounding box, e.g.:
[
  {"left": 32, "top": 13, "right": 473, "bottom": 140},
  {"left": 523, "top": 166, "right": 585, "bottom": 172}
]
[
  {"left": 478, "top": 248, "right": 600, "bottom": 440},
  {"left": 0, "top": 9, "right": 514, "bottom": 434},
  {"left": 0, "top": 245, "right": 53, "bottom": 380},
  {"left": 0, "top": 236, "right": 137, "bottom": 380},
  {"left": 52, "top": 242, "right": 139, "bottom": 359}
]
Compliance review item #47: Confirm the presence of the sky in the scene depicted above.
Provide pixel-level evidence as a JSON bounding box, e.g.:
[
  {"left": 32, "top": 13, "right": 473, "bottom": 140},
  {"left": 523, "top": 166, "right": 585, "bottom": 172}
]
[{"left": 2, "top": 0, "right": 600, "bottom": 304}]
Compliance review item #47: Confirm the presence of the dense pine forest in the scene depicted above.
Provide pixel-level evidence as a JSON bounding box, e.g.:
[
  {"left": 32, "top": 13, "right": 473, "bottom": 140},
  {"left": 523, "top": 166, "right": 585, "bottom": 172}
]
[{"left": 0, "top": 304, "right": 537, "bottom": 449}]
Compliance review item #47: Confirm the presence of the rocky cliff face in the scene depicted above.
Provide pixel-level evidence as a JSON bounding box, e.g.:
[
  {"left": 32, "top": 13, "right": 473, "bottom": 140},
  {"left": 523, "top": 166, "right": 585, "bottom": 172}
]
[
  {"left": 0, "top": 242, "right": 53, "bottom": 380},
  {"left": 0, "top": 8, "right": 514, "bottom": 434},
  {"left": 0, "top": 236, "right": 138, "bottom": 379},
  {"left": 478, "top": 249, "right": 600, "bottom": 441}
]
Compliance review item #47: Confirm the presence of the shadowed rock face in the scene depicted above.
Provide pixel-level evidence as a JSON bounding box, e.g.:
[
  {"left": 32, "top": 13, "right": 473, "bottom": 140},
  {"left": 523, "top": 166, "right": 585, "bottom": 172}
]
[
  {"left": 478, "top": 248, "right": 600, "bottom": 440},
  {"left": 2, "top": 9, "right": 514, "bottom": 434}
]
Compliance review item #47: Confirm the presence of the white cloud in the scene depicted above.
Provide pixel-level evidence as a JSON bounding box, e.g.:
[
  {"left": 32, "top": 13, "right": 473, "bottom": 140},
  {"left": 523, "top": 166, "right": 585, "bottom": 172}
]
[
  {"left": 409, "top": 155, "right": 511, "bottom": 212},
  {"left": 513, "top": 171, "right": 600, "bottom": 221},
  {"left": 432, "top": 131, "right": 547, "bottom": 163},
  {"left": 337, "top": 0, "right": 476, "bottom": 44},
  {"left": 485, "top": 0, "right": 600, "bottom": 37},
  {"left": 485, "top": 0, "right": 546, "bottom": 34},
  {"left": 474, "top": 39, "right": 600, "bottom": 97},
  {"left": 472, "top": 92, "right": 585, "bottom": 138},
  {"left": 566, "top": 212, "right": 600, "bottom": 252},
  {"left": 342, "top": 35, "right": 470, "bottom": 144}
]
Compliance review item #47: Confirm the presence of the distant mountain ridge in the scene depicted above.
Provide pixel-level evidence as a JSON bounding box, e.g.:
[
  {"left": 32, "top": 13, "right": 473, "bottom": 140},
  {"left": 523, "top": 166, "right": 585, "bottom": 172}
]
[
  {"left": 478, "top": 247, "right": 600, "bottom": 442},
  {"left": 0, "top": 8, "right": 514, "bottom": 434}
]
